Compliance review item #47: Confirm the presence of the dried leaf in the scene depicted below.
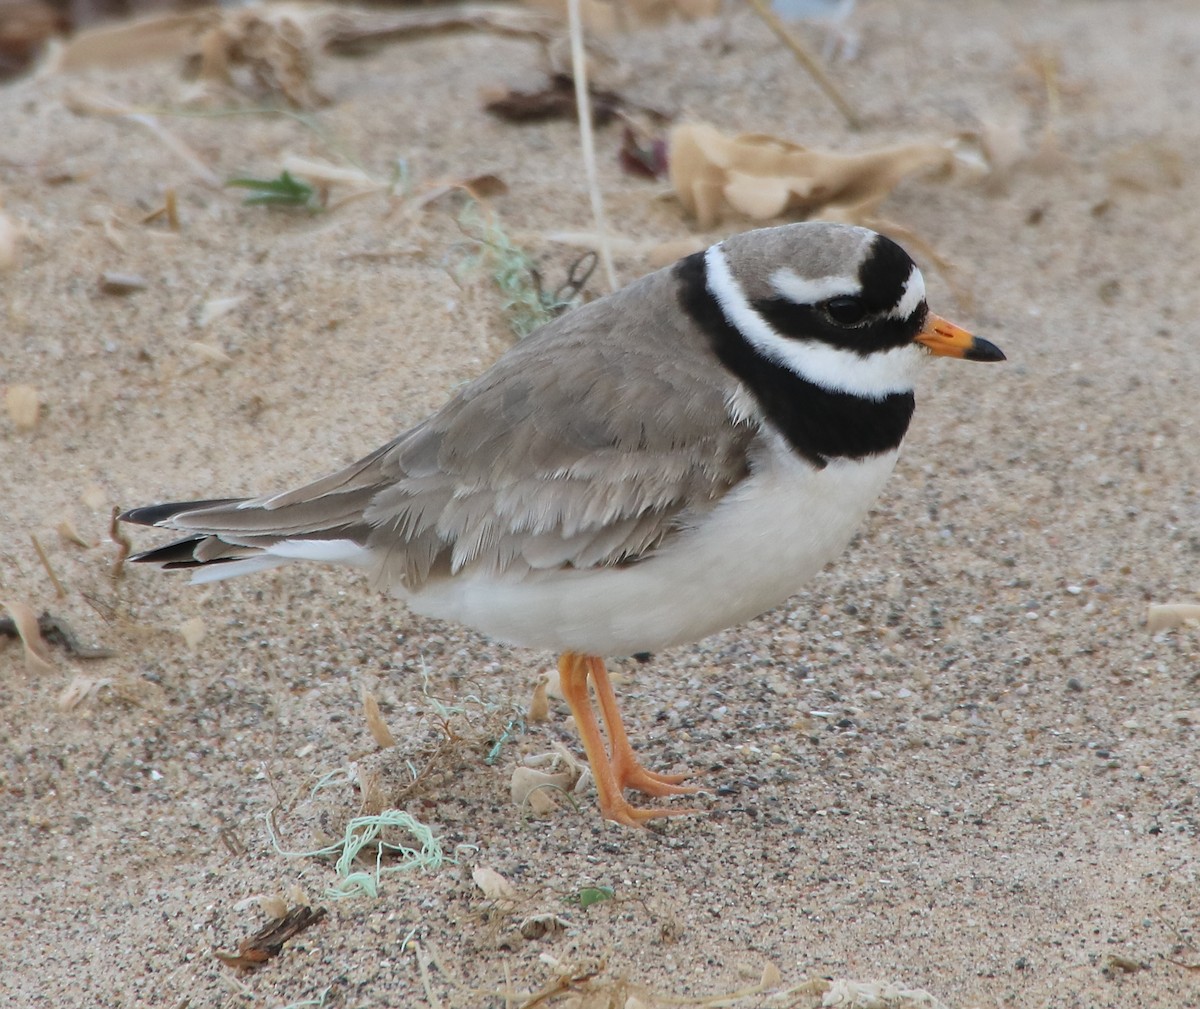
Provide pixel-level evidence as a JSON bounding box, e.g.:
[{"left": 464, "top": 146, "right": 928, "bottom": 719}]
[
  {"left": 619, "top": 125, "right": 669, "bottom": 179},
  {"left": 4, "top": 612, "right": 113, "bottom": 659},
  {"left": 198, "top": 296, "right": 245, "bottom": 328},
  {"left": 193, "top": 6, "right": 328, "bottom": 109},
  {"left": 1, "top": 601, "right": 55, "bottom": 673},
  {"left": 821, "top": 977, "right": 948, "bottom": 1008},
  {"left": 355, "top": 763, "right": 388, "bottom": 815},
  {"left": 184, "top": 3, "right": 579, "bottom": 109},
  {"left": 528, "top": 673, "right": 550, "bottom": 722},
  {"left": 57, "top": 674, "right": 112, "bottom": 711},
  {"left": 98, "top": 272, "right": 148, "bottom": 295},
  {"left": 280, "top": 154, "right": 377, "bottom": 190},
  {"left": 5, "top": 385, "right": 40, "bottom": 431},
  {"left": 214, "top": 905, "right": 328, "bottom": 970},
  {"left": 56, "top": 518, "right": 95, "bottom": 549},
  {"left": 668, "top": 122, "right": 957, "bottom": 229},
  {"left": 466, "top": 173, "right": 511, "bottom": 199},
  {"left": 1107, "top": 954, "right": 1144, "bottom": 974},
  {"left": 472, "top": 865, "right": 518, "bottom": 904},
  {"left": 519, "top": 913, "right": 569, "bottom": 940},
  {"left": 484, "top": 73, "right": 627, "bottom": 126},
  {"left": 179, "top": 616, "right": 207, "bottom": 649},
  {"left": 361, "top": 684, "right": 397, "bottom": 748},
  {"left": 57, "top": 11, "right": 214, "bottom": 71},
  {"left": 185, "top": 341, "right": 233, "bottom": 365},
  {"left": 1147, "top": 603, "right": 1200, "bottom": 632},
  {"left": 511, "top": 765, "right": 571, "bottom": 814},
  {"left": 259, "top": 893, "right": 289, "bottom": 920}
]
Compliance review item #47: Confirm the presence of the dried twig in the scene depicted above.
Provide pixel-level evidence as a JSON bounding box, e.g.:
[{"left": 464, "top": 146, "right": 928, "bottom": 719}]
[
  {"left": 109, "top": 506, "right": 132, "bottom": 575},
  {"left": 64, "top": 91, "right": 222, "bottom": 187},
  {"left": 745, "top": 0, "right": 861, "bottom": 130},
  {"left": 566, "top": 0, "right": 617, "bottom": 292},
  {"left": 30, "top": 535, "right": 66, "bottom": 599}
]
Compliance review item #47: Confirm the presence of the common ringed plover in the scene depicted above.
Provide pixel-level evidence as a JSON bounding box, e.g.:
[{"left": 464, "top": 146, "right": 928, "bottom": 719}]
[{"left": 121, "top": 221, "right": 1004, "bottom": 827}]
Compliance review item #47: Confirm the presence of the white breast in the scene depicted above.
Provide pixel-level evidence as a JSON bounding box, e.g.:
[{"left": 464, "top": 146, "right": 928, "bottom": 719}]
[{"left": 405, "top": 434, "right": 900, "bottom": 655}]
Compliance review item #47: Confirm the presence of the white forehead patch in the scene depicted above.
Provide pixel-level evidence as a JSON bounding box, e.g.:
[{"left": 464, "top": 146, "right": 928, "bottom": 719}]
[
  {"left": 770, "top": 267, "right": 860, "bottom": 306},
  {"left": 890, "top": 267, "right": 926, "bottom": 320}
]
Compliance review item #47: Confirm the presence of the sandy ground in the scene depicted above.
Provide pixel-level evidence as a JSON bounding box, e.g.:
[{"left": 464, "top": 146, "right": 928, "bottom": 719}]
[{"left": 2, "top": 1, "right": 1199, "bottom": 1007}]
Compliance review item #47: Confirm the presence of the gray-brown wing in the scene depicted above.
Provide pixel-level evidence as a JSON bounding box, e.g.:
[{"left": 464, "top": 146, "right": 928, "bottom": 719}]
[{"left": 130, "top": 272, "right": 758, "bottom": 589}]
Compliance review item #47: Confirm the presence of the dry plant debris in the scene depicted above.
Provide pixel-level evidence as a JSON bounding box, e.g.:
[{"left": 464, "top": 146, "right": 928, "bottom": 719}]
[
  {"left": 523, "top": 0, "right": 719, "bottom": 35},
  {"left": 139, "top": 187, "right": 179, "bottom": 229},
  {"left": 528, "top": 673, "right": 551, "bottom": 721},
  {"left": 668, "top": 122, "right": 962, "bottom": 229},
  {"left": 511, "top": 765, "right": 571, "bottom": 815},
  {"left": 744, "top": 0, "right": 861, "bottom": 128},
  {"left": 56, "top": 10, "right": 215, "bottom": 72},
  {"left": 63, "top": 91, "right": 221, "bottom": 188},
  {"left": 457, "top": 208, "right": 595, "bottom": 338},
  {"left": 178, "top": 615, "right": 207, "bottom": 649},
  {"left": 214, "top": 904, "right": 328, "bottom": 970},
  {"left": 29, "top": 534, "right": 65, "bottom": 599},
  {"left": 472, "top": 865, "right": 519, "bottom": 907},
  {"left": 1147, "top": 603, "right": 1200, "bottom": 633},
  {"left": 0, "top": 1, "right": 65, "bottom": 79},
  {"left": 361, "top": 683, "right": 397, "bottom": 748},
  {"left": 811, "top": 977, "right": 949, "bottom": 1008},
  {"left": 1, "top": 601, "right": 56, "bottom": 673},
  {"left": 511, "top": 744, "right": 587, "bottom": 815},
  {"left": 484, "top": 73, "right": 665, "bottom": 127},
  {"left": 98, "top": 271, "right": 148, "bottom": 295},
  {"left": 56, "top": 518, "right": 95, "bottom": 549},
  {"left": 57, "top": 673, "right": 113, "bottom": 711},
  {"left": 5, "top": 384, "right": 40, "bottom": 430},
  {"left": 1, "top": 606, "right": 114, "bottom": 660},
  {"left": 108, "top": 504, "right": 132, "bottom": 571},
  {"left": 619, "top": 124, "right": 669, "bottom": 179},
  {"left": 192, "top": 3, "right": 328, "bottom": 108},
  {"left": 57, "top": 3, "right": 590, "bottom": 109},
  {"left": 185, "top": 340, "right": 233, "bottom": 366}
]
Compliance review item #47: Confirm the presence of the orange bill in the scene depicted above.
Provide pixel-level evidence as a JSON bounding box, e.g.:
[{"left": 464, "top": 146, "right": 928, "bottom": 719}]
[{"left": 915, "top": 314, "right": 1005, "bottom": 362}]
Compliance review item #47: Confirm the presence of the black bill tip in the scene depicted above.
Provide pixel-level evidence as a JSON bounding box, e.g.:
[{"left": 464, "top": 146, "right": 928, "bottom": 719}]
[{"left": 965, "top": 337, "right": 1006, "bottom": 363}]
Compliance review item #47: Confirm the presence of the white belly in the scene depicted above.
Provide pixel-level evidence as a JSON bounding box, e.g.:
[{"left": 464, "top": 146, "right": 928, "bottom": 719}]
[{"left": 405, "top": 441, "right": 900, "bottom": 656}]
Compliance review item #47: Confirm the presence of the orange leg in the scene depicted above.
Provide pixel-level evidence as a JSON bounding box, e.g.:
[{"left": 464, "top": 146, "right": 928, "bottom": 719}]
[
  {"left": 584, "top": 656, "right": 700, "bottom": 797},
  {"left": 556, "top": 652, "right": 700, "bottom": 827}
]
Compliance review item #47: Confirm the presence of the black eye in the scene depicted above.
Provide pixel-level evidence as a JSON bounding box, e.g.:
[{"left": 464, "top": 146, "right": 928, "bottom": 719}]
[{"left": 823, "top": 296, "right": 867, "bottom": 326}]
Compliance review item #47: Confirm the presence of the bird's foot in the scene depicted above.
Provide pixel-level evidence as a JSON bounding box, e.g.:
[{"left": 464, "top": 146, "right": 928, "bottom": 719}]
[
  {"left": 611, "top": 755, "right": 702, "bottom": 798},
  {"left": 598, "top": 793, "right": 702, "bottom": 827}
]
